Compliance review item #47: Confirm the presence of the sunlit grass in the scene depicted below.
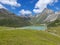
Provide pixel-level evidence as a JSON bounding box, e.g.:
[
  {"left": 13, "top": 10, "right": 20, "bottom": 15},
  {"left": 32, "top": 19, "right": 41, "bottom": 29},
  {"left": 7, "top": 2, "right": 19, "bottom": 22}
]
[
  {"left": 47, "top": 26, "right": 60, "bottom": 35},
  {"left": 0, "top": 27, "right": 60, "bottom": 45}
]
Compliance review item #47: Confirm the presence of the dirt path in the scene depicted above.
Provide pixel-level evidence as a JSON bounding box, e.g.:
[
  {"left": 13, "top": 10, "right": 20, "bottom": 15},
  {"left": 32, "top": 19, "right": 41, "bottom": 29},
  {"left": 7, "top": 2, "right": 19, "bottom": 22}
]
[{"left": 48, "top": 32, "right": 60, "bottom": 38}]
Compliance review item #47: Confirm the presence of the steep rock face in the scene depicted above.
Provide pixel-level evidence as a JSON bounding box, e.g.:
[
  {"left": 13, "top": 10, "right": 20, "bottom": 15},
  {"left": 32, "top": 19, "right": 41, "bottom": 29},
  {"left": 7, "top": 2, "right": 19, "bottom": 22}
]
[
  {"left": 47, "top": 12, "right": 60, "bottom": 27},
  {"left": 42, "top": 8, "right": 54, "bottom": 14},
  {"left": 45, "top": 11, "right": 60, "bottom": 22},
  {"left": 30, "top": 8, "right": 60, "bottom": 26},
  {"left": 44, "top": 14, "right": 58, "bottom": 22},
  {"left": 55, "top": 12, "right": 60, "bottom": 19},
  {"left": 0, "top": 8, "right": 31, "bottom": 27},
  {"left": 31, "top": 8, "right": 55, "bottom": 24},
  {"left": 38, "top": 8, "right": 54, "bottom": 23}
]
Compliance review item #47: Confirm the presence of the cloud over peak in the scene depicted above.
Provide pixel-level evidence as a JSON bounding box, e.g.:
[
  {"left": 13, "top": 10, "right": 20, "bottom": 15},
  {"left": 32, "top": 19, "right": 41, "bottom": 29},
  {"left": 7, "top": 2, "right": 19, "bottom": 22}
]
[
  {"left": 19, "top": 9, "right": 32, "bottom": 15},
  {"left": 0, "top": 4, "right": 6, "bottom": 9},
  {"left": 33, "top": 0, "right": 58, "bottom": 13}
]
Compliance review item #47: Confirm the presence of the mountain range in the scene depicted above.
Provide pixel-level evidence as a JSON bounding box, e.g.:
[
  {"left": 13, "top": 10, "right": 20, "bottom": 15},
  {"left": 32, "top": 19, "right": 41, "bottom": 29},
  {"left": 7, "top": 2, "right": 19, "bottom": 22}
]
[
  {"left": 31, "top": 8, "right": 60, "bottom": 26},
  {"left": 0, "top": 8, "right": 60, "bottom": 27},
  {"left": 0, "top": 8, "right": 31, "bottom": 27}
]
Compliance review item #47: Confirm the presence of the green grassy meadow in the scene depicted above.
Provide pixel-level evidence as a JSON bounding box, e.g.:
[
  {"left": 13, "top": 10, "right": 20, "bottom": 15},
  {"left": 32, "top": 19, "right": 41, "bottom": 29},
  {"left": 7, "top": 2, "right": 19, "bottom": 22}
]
[
  {"left": 0, "top": 27, "right": 60, "bottom": 45},
  {"left": 47, "top": 26, "right": 60, "bottom": 36}
]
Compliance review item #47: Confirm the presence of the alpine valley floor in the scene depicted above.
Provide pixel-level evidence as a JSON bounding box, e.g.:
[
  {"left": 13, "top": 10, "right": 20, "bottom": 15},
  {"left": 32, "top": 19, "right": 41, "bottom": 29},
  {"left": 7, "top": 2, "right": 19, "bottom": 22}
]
[{"left": 0, "top": 26, "right": 60, "bottom": 45}]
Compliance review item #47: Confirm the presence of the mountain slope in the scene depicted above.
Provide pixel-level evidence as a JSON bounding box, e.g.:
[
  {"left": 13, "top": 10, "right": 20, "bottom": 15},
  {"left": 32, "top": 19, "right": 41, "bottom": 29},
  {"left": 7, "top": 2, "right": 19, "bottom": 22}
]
[
  {"left": 47, "top": 19, "right": 60, "bottom": 27},
  {"left": 31, "top": 8, "right": 60, "bottom": 27},
  {"left": 47, "top": 11, "right": 60, "bottom": 27},
  {"left": 0, "top": 8, "right": 31, "bottom": 27},
  {"left": 31, "top": 8, "right": 55, "bottom": 24}
]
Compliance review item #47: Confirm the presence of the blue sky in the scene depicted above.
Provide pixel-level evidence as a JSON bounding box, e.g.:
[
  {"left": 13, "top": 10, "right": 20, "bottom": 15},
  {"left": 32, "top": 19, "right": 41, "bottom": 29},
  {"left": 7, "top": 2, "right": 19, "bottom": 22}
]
[{"left": 0, "top": 0, "right": 60, "bottom": 16}]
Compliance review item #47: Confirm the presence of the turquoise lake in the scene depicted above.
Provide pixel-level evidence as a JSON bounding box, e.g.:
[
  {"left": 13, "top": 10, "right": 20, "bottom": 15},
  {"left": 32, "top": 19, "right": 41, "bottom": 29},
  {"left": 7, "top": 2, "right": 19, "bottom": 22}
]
[{"left": 20, "top": 26, "right": 47, "bottom": 30}]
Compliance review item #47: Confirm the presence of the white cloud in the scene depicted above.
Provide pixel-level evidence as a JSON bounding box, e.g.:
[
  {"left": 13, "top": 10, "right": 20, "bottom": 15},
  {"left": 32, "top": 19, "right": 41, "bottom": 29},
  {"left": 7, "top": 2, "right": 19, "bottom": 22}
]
[
  {"left": 0, "top": 4, "right": 7, "bottom": 9},
  {"left": 0, "top": 0, "right": 21, "bottom": 7},
  {"left": 33, "top": 0, "right": 58, "bottom": 13},
  {"left": 33, "top": 9, "right": 43, "bottom": 13},
  {"left": 19, "top": 9, "right": 32, "bottom": 15},
  {"left": 0, "top": 4, "right": 4, "bottom": 8}
]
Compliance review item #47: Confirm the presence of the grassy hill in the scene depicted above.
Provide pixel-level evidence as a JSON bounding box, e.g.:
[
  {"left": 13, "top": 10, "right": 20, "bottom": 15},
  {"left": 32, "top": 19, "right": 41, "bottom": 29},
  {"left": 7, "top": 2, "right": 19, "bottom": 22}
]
[
  {"left": 0, "top": 27, "right": 60, "bottom": 45},
  {"left": 47, "top": 26, "right": 60, "bottom": 36}
]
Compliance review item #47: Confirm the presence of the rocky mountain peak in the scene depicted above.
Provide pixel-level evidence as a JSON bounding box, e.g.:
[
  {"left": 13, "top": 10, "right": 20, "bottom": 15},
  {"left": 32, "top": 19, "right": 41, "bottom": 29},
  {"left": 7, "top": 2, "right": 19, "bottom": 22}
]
[{"left": 42, "top": 8, "right": 54, "bottom": 14}]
